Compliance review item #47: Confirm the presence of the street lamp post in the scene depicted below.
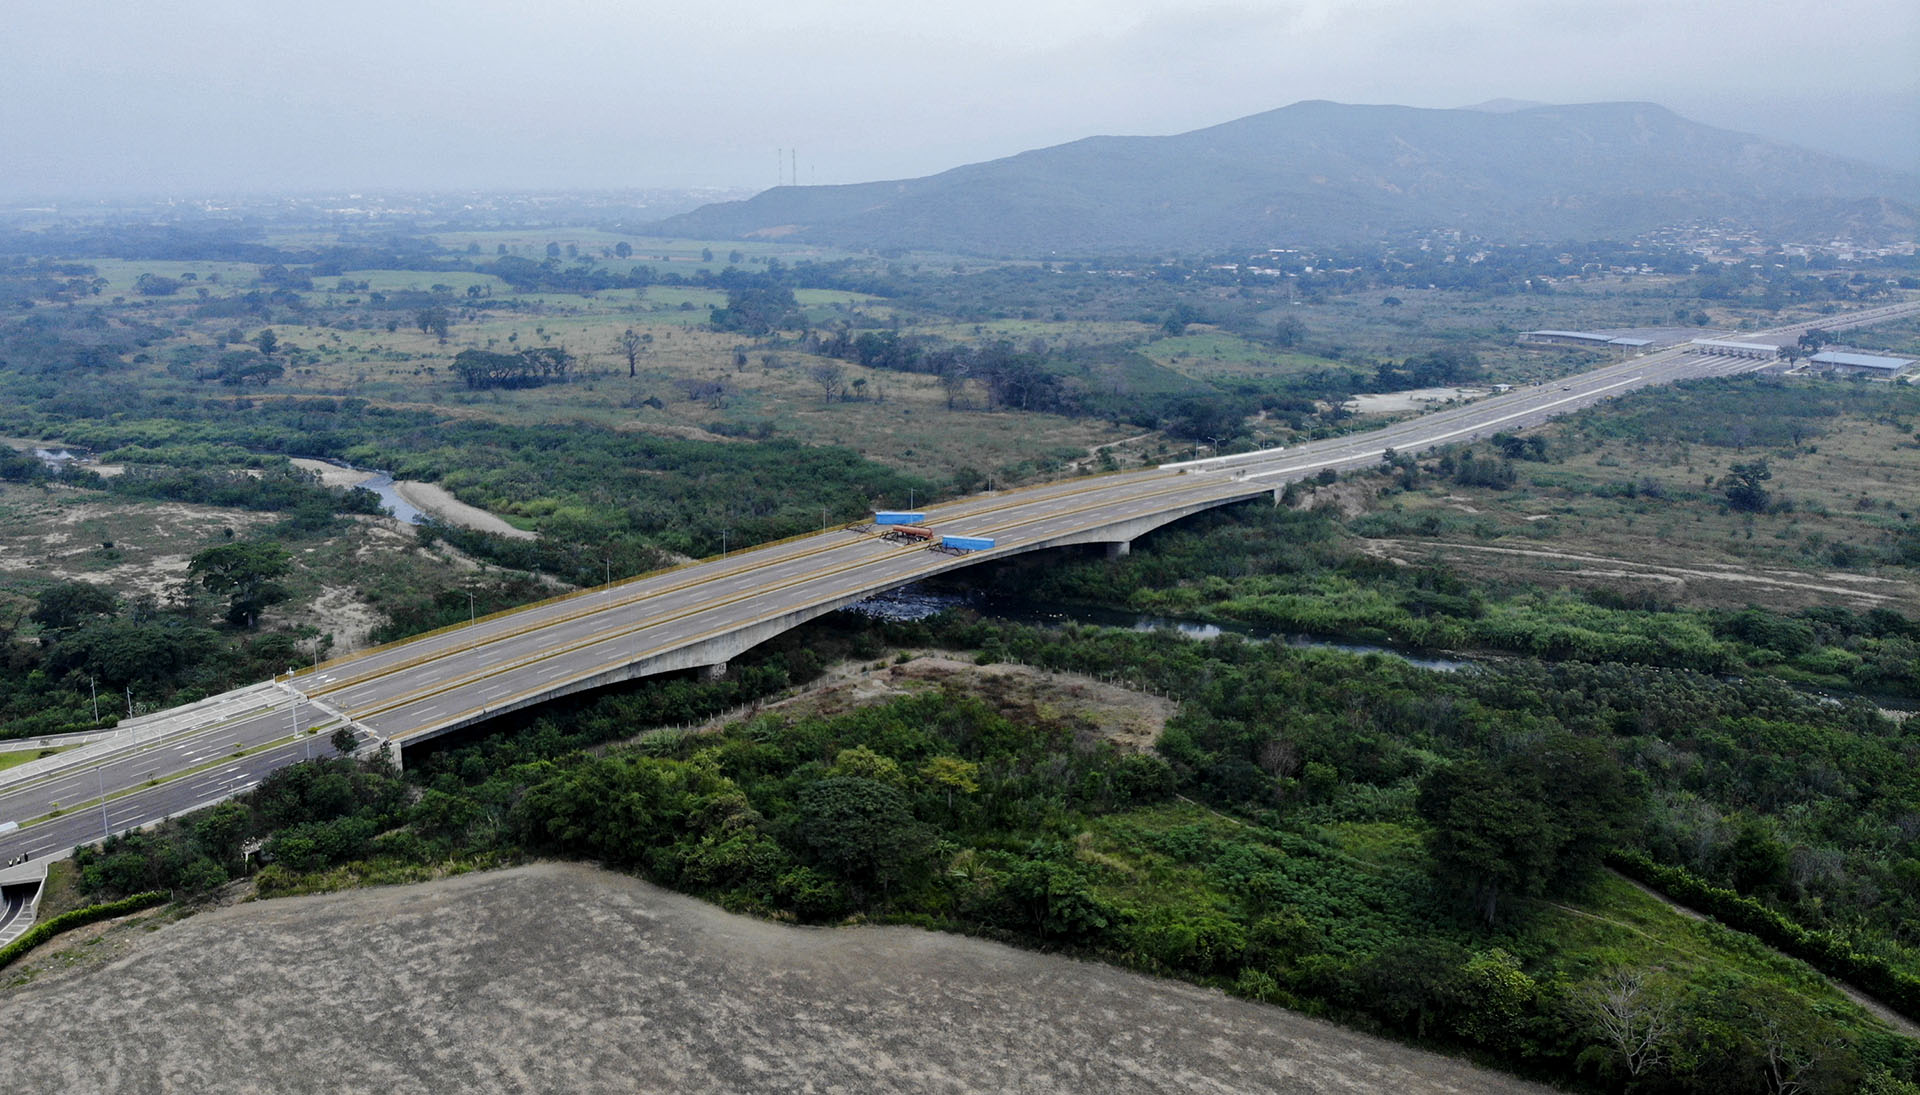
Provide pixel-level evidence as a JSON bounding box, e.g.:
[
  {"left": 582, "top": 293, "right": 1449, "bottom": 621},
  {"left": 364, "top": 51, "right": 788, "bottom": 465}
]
[
  {"left": 90, "top": 676, "right": 99, "bottom": 725},
  {"left": 603, "top": 558, "right": 612, "bottom": 589},
  {"left": 467, "top": 588, "right": 476, "bottom": 627},
  {"left": 96, "top": 763, "right": 110, "bottom": 842},
  {"left": 721, "top": 530, "right": 729, "bottom": 559}
]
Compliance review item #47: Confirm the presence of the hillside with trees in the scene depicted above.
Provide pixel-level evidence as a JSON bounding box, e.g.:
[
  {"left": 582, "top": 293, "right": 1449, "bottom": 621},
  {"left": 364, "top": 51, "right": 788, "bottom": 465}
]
[{"left": 650, "top": 100, "right": 1920, "bottom": 255}]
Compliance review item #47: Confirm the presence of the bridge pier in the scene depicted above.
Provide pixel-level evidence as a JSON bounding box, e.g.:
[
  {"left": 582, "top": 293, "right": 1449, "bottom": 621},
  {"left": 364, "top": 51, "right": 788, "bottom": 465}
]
[{"left": 1105, "top": 541, "right": 1131, "bottom": 559}]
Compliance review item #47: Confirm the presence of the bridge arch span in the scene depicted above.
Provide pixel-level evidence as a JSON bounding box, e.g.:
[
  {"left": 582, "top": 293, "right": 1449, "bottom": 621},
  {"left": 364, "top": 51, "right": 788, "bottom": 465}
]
[{"left": 394, "top": 487, "right": 1275, "bottom": 756}]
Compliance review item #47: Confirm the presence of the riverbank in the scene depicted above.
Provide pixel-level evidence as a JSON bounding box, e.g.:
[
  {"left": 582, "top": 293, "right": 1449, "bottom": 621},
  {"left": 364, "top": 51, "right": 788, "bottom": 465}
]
[{"left": 289, "top": 459, "right": 533, "bottom": 540}]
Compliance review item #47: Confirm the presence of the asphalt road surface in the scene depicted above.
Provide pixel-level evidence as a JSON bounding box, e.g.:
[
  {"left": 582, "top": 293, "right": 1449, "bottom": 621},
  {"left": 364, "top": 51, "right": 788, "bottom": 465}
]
[{"left": 2, "top": 298, "right": 1914, "bottom": 865}]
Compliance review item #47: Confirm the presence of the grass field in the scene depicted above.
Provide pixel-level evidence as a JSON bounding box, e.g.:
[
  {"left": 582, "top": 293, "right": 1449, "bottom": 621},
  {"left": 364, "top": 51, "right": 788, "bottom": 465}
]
[
  {"left": 0, "top": 748, "right": 60, "bottom": 774},
  {"left": 1143, "top": 329, "right": 1366, "bottom": 384},
  {"left": 1348, "top": 376, "right": 1920, "bottom": 612}
]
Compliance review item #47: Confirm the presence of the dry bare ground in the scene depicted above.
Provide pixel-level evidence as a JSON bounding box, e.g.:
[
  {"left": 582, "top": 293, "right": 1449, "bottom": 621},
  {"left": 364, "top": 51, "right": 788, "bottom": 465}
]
[
  {"left": 392, "top": 481, "right": 536, "bottom": 540},
  {"left": 683, "top": 654, "right": 1178, "bottom": 754},
  {"left": 0, "top": 864, "right": 1550, "bottom": 1094}
]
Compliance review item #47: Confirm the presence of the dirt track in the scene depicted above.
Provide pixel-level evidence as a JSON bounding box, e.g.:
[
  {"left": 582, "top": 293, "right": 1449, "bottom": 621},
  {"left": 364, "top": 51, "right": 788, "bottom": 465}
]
[{"left": 0, "top": 864, "right": 1549, "bottom": 1094}]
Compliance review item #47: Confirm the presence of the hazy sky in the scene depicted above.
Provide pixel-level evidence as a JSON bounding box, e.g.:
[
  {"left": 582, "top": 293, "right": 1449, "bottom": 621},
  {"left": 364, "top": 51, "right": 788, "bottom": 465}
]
[{"left": 4, "top": 0, "right": 1915, "bottom": 200}]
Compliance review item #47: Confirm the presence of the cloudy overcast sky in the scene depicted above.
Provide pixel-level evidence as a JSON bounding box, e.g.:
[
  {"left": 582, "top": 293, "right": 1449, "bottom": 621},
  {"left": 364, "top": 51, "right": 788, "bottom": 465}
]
[{"left": 4, "top": 0, "right": 1914, "bottom": 199}]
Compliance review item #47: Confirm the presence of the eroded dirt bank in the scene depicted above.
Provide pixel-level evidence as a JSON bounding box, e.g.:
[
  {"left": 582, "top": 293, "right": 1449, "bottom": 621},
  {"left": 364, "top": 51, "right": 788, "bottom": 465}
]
[{"left": 0, "top": 863, "right": 1549, "bottom": 1094}]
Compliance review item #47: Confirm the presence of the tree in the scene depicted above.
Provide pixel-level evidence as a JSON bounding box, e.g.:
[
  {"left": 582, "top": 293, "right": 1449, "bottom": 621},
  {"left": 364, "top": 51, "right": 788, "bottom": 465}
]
[
  {"left": 1274, "top": 315, "right": 1307, "bottom": 348},
  {"left": 1417, "top": 760, "right": 1556, "bottom": 924},
  {"left": 789, "top": 776, "right": 928, "bottom": 897},
  {"left": 1721, "top": 460, "right": 1773, "bottom": 512},
  {"left": 254, "top": 328, "right": 278, "bottom": 356},
  {"left": 330, "top": 727, "right": 358, "bottom": 757},
  {"left": 415, "top": 306, "right": 451, "bottom": 341},
  {"left": 808, "top": 361, "right": 846, "bottom": 404},
  {"left": 134, "top": 273, "right": 182, "bottom": 296},
  {"left": 1418, "top": 737, "right": 1634, "bottom": 925},
  {"left": 710, "top": 285, "right": 798, "bottom": 336},
  {"left": 616, "top": 328, "right": 644, "bottom": 378},
  {"left": 30, "top": 581, "right": 119, "bottom": 634},
  {"left": 1577, "top": 969, "right": 1676, "bottom": 1080},
  {"left": 938, "top": 362, "right": 970, "bottom": 409},
  {"left": 1165, "top": 396, "right": 1247, "bottom": 442},
  {"left": 920, "top": 755, "right": 980, "bottom": 809},
  {"left": 613, "top": 241, "right": 633, "bottom": 259},
  {"left": 188, "top": 540, "right": 292, "bottom": 627}
]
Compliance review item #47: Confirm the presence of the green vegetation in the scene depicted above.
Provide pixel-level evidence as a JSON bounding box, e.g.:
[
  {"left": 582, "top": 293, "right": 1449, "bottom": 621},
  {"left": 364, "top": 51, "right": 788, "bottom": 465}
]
[
  {"left": 7, "top": 206, "right": 1920, "bottom": 1091},
  {"left": 0, "top": 891, "right": 169, "bottom": 974},
  {"left": 72, "top": 580, "right": 1920, "bottom": 1090},
  {"left": 0, "top": 749, "right": 58, "bottom": 774},
  {"left": 1335, "top": 377, "right": 1920, "bottom": 607}
]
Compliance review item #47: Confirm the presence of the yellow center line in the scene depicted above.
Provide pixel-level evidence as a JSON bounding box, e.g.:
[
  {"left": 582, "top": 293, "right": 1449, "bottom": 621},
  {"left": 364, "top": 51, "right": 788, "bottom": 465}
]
[
  {"left": 388, "top": 475, "right": 1278, "bottom": 740},
  {"left": 301, "top": 469, "right": 1169, "bottom": 697},
  {"left": 362, "top": 473, "right": 1274, "bottom": 730}
]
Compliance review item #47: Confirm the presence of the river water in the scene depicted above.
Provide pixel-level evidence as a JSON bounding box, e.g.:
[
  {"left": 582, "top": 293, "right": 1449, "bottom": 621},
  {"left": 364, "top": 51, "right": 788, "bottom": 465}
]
[
  {"left": 844, "top": 585, "right": 1472, "bottom": 673},
  {"left": 289, "top": 457, "right": 425, "bottom": 525},
  {"left": 352, "top": 472, "right": 426, "bottom": 525}
]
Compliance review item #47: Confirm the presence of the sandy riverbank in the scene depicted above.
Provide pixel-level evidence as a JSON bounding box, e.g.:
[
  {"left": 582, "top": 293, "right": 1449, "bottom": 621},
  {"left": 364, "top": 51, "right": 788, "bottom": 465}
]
[
  {"left": 393, "top": 481, "right": 536, "bottom": 540},
  {"left": 289, "top": 459, "right": 535, "bottom": 540}
]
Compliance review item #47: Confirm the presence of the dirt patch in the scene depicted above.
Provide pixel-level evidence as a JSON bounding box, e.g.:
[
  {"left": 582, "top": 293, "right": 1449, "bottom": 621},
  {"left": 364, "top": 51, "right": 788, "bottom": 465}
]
[
  {"left": 392, "top": 481, "right": 535, "bottom": 540},
  {"left": 296, "top": 585, "right": 384, "bottom": 653},
  {"left": 682, "top": 653, "right": 1177, "bottom": 753},
  {"left": 289, "top": 457, "right": 377, "bottom": 490},
  {"left": 1288, "top": 478, "right": 1379, "bottom": 520},
  {"left": 0, "top": 488, "right": 271, "bottom": 604},
  {"left": 1345, "top": 387, "right": 1486, "bottom": 415},
  {"left": 0, "top": 864, "right": 1547, "bottom": 1094}
]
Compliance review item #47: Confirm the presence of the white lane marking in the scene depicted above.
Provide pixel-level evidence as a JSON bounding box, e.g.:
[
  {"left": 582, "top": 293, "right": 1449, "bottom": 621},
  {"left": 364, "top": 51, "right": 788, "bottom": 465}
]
[{"left": 1242, "top": 375, "right": 1646, "bottom": 482}]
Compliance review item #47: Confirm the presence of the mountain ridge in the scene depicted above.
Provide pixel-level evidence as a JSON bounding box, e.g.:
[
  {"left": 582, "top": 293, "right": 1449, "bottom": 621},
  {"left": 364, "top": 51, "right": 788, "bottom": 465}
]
[{"left": 647, "top": 100, "right": 1918, "bottom": 255}]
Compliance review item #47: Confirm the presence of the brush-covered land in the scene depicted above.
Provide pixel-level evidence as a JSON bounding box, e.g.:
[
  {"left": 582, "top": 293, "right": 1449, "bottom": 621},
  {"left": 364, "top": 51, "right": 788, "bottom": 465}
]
[{"left": 5, "top": 212, "right": 1920, "bottom": 1092}]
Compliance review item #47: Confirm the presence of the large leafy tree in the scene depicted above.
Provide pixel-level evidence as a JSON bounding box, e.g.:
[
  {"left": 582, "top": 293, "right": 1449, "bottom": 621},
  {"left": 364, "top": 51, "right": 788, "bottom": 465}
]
[
  {"left": 30, "top": 580, "right": 118, "bottom": 634},
  {"left": 188, "top": 540, "right": 292, "bottom": 627},
  {"left": 1720, "top": 459, "right": 1773, "bottom": 513},
  {"left": 1417, "top": 735, "right": 1635, "bottom": 925},
  {"left": 788, "top": 775, "right": 929, "bottom": 898}
]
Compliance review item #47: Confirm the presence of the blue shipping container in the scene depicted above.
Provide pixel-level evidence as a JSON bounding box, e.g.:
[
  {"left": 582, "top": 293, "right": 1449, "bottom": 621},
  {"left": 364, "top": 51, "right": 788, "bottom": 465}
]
[
  {"left": 941, "top": 535, "right": 996, "bottom": 551},
  {"left": 874, "top": 511, "right": 926, "bottom": 525}
]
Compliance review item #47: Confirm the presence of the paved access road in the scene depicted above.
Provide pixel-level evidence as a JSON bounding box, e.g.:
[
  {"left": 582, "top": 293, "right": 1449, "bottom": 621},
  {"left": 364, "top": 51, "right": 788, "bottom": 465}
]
[{"left": 2, "top": 298, "right": 1915, "bottom": 865}]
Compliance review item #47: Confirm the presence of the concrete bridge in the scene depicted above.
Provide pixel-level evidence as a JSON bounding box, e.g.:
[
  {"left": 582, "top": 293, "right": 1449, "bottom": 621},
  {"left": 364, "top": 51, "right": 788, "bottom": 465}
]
[{"left": 2, "top": 296, "right": 1917, "bottom": 870}]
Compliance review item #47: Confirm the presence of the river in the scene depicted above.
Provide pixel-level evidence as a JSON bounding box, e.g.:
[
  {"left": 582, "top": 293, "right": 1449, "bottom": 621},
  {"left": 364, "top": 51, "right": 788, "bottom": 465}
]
[{"left": 845, "top": 585, "right": 1473, "bottom": 673}]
